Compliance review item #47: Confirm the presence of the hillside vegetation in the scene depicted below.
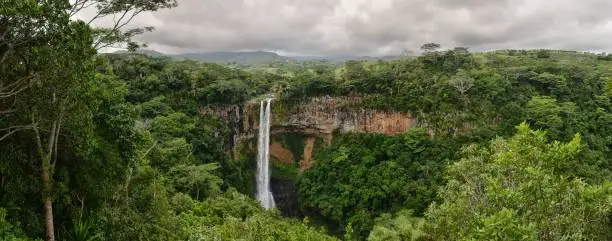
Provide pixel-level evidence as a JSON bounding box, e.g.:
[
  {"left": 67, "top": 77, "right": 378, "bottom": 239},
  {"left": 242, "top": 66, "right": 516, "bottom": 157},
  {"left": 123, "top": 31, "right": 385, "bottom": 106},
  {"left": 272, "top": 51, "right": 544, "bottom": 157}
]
[{"left": 1, "top": 2, "right": 611, "bottom": 240}]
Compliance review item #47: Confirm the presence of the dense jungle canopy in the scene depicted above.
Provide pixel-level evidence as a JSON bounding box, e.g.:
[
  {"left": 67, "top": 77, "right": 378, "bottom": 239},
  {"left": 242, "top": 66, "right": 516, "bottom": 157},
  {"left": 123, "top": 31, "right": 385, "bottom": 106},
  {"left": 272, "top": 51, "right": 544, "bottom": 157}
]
[{"left": 0, "top": 1, "right": 611, "bottom": 240}]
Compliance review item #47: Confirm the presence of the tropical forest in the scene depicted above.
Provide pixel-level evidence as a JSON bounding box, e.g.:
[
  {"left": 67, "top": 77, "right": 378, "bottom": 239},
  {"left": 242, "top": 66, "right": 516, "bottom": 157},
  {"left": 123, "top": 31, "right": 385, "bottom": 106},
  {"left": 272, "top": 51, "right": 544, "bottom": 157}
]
[{"left": 0, "top": 1, "right": 611, "bottom": 241}]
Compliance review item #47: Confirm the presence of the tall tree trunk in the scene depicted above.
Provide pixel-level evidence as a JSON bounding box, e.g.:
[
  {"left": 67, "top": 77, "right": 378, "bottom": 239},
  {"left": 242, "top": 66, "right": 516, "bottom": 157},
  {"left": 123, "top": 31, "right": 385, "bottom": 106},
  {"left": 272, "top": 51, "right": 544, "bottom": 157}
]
[
  {"left": 41, "top": 140, "right": 56, "bottom": 241},
  {"left": 33, "top": 115, "right": 58, "bottom": 241},
  {"left": 42, "top": 170, "right": 55, "bottom": 241}
]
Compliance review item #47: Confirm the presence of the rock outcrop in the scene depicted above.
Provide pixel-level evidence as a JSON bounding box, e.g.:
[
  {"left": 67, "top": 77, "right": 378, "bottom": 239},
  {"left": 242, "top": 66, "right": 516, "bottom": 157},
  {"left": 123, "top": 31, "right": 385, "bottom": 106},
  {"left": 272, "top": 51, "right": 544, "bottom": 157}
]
[
  {"left": 200, "top": 96, "right": 416, "bottom": 168},
  {"left": 298, "top": 137, "right": 316, "bottom": 171},
  {"left": 277, "top": 97, "right": 416, "bottom": 135},
  {"left": 200, "top": 96, "right": 417, "bottom": 217}
]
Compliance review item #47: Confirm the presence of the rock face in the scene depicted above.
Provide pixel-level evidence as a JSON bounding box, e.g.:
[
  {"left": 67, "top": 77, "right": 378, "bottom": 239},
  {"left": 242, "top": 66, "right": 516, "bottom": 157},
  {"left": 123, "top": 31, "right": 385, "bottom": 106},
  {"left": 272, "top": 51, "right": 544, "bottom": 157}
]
[
  {"left": 200, "top": 96, "right": 417, "bottom": 168},
  {"left": 278, "top": 96, "right": 416, "bottom": 135},
  {"left": 200, "top": 96, "right": 416, "bottom": 216},
  {"left": 269, "top": 141, "right": 294, "bottom": 164},
  {"left": 299, "top": 137, "right": 316, "bottom": 171}
]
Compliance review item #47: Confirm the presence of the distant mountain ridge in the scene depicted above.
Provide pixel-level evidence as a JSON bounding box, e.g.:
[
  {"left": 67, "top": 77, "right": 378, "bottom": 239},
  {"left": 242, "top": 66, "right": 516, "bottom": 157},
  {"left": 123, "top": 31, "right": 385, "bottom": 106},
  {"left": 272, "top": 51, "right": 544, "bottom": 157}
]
[
  {"left": 112, "top": 49, "right": 410, "bottom": 64},
  {"left": 173, "top": 51, "right": 288, "bottom": 64},
  {"left": 112, "top": 49, "right": 166, "bottom": 57}
]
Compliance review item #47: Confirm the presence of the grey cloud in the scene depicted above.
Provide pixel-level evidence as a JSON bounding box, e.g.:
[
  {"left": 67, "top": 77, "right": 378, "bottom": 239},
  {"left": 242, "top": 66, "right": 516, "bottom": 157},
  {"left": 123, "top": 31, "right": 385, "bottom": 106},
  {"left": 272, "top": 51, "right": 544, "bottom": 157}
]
[
  {"left": 136, "top": 0, "right": 339, "bottom": 53},
  {"left": 100, "top": 0, "right": 612, "bottom": 55}
]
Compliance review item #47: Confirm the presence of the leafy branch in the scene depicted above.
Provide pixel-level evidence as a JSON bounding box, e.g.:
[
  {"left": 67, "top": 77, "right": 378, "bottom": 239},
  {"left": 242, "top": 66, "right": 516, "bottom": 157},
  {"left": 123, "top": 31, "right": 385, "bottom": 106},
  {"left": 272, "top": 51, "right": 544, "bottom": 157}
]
[{"left": 69, "top": 0, "right": 177, "bottom": 50}]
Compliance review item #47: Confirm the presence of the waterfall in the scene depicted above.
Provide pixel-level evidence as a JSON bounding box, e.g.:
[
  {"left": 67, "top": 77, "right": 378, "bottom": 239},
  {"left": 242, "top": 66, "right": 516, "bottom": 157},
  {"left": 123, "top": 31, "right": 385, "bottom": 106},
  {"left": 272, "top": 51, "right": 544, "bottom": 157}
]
[{"left": 256, "top": 98, "right": 275, "bottom": 209}]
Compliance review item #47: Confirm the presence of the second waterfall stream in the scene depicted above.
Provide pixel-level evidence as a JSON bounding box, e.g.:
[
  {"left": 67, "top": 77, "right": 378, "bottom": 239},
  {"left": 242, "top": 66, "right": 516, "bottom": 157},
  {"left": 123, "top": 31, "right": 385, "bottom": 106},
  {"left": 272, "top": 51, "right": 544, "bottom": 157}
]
[{"left": 256, "top": 97, "right": 276, "bottom": 209}]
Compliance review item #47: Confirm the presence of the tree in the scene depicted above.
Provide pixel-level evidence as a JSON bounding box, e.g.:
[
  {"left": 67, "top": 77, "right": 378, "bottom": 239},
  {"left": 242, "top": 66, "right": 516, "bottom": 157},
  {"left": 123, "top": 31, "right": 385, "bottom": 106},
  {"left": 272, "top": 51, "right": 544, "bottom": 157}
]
[
  {"left": 448, "top": 69, "right": 474, "bottom": 110},
  {"left": 0, "top": 1, "right": 176, "bottom": 240},
  {"left": 0, "top": 0, "right": 69, "bottom": 137},
  {"left": 3, "top": 9, "right": 96, "bottom": 240},
  {"left": 368, "top": 210, "right": 427, "bottom": 241},
  {"left": 342, "top": 60, "right": 369, "bottom": 93},
  {"left": 183, "top": 190, "right": 339, "bottom": 241},
  {"left": 536, "top": 49, "right": 551, "bottom": 58},
  {"left": 425, "top": 123, "right": 612, "bottom": 240},
  {"left": 525, "top": 96, "right": 578, "bottom": 140},
  {"left": 70, "top": 0, "right": 177, "bottom": 50},
  {"left": 169, "top": 164, "right": 222, "bottom": 200},
  {"left": 420, "top": 43, "right": 441, "bottom": 53},
  {"left": 452, "top": 47, "right": 469, "bottom": 54},
  {"left": 299, "top": 130, "right": 458, "bottom": 239}
]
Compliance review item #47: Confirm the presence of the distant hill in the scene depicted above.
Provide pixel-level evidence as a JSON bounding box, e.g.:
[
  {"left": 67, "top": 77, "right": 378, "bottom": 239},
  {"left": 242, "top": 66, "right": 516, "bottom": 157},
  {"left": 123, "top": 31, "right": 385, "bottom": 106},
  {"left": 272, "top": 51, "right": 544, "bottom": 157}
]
[
  {"left": 360, "top": 55, "right": 413, "bottom": 61},
  {"left": 111, "top": 49, "right": 412, "bottom": 64},
  {"left": 112, "top": 49, "right": 166, "bottom": 57},
  {"left": 290, "top": 54, "right": 411, "bottom": 62},
  {"left": 173, "top": 51, "right": 290, "bottom": 64}
]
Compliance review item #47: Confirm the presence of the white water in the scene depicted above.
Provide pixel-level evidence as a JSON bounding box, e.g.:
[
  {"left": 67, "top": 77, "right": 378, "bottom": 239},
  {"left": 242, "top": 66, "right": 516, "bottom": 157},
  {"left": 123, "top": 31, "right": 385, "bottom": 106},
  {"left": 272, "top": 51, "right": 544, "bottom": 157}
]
[{"left": 256, "top": 98, "right": 275, "bottom": 209}]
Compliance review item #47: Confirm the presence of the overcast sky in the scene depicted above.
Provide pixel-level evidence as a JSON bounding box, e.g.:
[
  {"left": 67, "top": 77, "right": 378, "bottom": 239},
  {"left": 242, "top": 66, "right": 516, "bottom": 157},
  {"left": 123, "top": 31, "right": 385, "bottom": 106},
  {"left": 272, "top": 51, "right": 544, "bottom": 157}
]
[{"left": 81, "top": 0, "right": 612, "bottom": 56}]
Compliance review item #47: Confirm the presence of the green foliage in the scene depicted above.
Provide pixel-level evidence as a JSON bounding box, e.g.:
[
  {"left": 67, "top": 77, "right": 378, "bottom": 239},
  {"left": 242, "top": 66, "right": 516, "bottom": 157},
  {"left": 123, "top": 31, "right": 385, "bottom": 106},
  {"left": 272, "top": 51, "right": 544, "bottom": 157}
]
[
  {"left": 89, "top": 0, "right": 177, "bottom": 50},
  {"left": 537, "top": 50, "right": 551, "bottom": 58},
  {"left": 274, "top": 132, "right": 307, "bottom": 162},
  {"left": 299, "top": 129, "right": 459, "bottom": 239},
  {"left": 0, "top": 208, "right": 39, "bottom": 241},
  {"left": 187, "top": 213, "right": 338, "bottom": 241},
  {"left": 91, "top": 164, "right": 178, "bottom": 240},
  {"left": 137, "top": 96, "right": 172, "bottom": 118},
  {"left": 169, "top": 164, "right": 223, "bottom": 200},
  {"left": 108, "top": 55, "right": 273, "bottom": 110},
  {"left": 367, "top": 210, "right": 427, "bottom": 241},
  {"left": 344, "top": 222, "right": 354, "bottom": 241},
  {"left": 173, "top": 190, "right": 337, "bottom": 240},
  {"left": 271, "top": 162, "right": 299, "bottom": 181},
  {"left": 425, "top": 123, "right": 612, "bottom": 241},
  {"left": 3, "top": 7, "right": 612, "bottom": 240},
  {"left": 68, "top": 217, "right": 103, "bottom": 241},
  {"left": 150, "top": 112, "right": 195, "bottom": 140}
]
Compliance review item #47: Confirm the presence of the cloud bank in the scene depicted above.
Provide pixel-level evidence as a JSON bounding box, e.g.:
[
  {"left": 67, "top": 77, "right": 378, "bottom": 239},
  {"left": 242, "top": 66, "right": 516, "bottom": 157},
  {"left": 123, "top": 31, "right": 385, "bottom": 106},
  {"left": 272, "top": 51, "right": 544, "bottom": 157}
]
[{"left": 83, "top": 0, "right": 612, "bottom": 55}]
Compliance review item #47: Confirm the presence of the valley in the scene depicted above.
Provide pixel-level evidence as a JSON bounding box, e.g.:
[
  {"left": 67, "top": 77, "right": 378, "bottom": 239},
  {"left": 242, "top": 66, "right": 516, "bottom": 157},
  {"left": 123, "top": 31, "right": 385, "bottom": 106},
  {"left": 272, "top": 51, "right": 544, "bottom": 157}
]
[{"left": 1, "top": 1, "right": 611, "bottom": 240}]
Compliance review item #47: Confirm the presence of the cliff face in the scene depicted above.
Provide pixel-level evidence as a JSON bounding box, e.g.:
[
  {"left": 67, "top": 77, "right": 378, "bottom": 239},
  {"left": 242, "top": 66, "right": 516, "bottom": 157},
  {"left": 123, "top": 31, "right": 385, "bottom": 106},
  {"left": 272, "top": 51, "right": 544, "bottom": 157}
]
[
  {"left": 200, "top": 96, "right": 417, "bottom": 168},
  {"left": 278, "top": 96, "right": 416, "bottom": 135},
  {"left": 200, "top": 96, "right": 416, "bottom": 216}
]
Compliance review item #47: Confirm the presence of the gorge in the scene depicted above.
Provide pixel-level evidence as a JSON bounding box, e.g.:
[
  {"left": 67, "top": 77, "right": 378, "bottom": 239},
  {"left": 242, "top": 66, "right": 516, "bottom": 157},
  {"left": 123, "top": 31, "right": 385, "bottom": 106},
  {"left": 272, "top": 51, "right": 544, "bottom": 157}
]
[
  {"left": 204, "top": 95, "right": 418, "bottom": 213},
  {"left": 203, "top": 96, "right": 417, "bottom": 167}
]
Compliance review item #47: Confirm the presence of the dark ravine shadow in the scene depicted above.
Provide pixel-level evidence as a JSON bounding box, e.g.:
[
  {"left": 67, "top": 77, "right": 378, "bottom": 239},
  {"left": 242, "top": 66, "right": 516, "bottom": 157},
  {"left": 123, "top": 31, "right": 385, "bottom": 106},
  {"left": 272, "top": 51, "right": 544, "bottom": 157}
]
[{"left": 270, "top": 178, "right": 302, "bottom": 218}]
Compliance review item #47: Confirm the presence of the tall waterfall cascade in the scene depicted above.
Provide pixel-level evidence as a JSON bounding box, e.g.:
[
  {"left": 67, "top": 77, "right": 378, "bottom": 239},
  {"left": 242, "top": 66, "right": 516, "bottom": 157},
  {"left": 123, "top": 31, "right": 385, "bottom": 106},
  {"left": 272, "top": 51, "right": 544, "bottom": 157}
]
[{"left": 256, "top": 98, "right": 276, "bottom": 209}]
